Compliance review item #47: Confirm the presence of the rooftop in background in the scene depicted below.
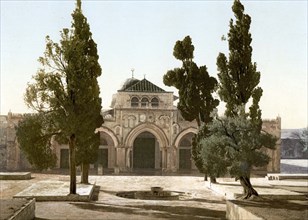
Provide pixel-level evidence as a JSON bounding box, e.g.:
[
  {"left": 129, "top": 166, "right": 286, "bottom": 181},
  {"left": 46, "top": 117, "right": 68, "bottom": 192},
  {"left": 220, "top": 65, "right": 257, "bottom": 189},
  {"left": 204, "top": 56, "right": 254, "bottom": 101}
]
[{"left": 119, "top": 78, "right": 166, "bottom": 93}]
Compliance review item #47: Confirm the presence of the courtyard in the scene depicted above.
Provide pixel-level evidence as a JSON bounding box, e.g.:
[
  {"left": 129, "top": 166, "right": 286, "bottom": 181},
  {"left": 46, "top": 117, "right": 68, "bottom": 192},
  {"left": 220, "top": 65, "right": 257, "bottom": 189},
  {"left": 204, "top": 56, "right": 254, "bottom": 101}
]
[
  {"left": 1, "top": 167, "right": 308, "bottom": 220},
  {"left": 1, "top": 173, "right": 227, "bottom": 220}
]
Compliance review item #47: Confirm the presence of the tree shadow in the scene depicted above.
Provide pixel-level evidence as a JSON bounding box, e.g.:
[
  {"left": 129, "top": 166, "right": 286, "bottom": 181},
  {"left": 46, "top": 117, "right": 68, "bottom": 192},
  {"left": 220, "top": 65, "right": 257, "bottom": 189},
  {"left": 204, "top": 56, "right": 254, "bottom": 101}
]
[
  {"left": 216, "top": 182, "right": 273, "bottom": 189},
  {"left": 185, "top": 198, "right": 226, "bottom": 204},
  {"left": 231, "top": 199, "right": 308, "bottom": 211},
  {"left": 72, "top": 202, "right": 226, "bottom": 219}
]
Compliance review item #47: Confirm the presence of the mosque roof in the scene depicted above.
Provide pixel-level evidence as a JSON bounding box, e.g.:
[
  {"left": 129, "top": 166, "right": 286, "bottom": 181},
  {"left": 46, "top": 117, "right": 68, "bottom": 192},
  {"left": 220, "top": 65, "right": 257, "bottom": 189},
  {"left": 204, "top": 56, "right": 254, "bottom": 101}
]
[
  {"left": 119, "top": 78, "right": 166, "bottom": 93},
  {"left": 119, "top": 78, "right": 140, "bottom": 91}
]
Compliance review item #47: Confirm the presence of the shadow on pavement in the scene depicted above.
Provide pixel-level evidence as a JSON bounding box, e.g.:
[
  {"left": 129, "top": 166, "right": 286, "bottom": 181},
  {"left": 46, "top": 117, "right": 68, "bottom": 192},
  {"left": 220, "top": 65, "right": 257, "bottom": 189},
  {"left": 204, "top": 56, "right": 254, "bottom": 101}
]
[{"left": 72, "top": 202, "right": 226, "bottom": 219}]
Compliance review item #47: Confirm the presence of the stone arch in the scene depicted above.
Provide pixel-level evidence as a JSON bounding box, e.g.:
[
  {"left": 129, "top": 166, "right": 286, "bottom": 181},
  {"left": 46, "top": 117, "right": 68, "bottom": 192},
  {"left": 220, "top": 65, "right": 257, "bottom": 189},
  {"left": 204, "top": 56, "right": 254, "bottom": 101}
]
[
  {"left": 95, "top": 126, "right": 119, "bottom": 147},
  {"left": 173, "top": 127, "right": 198, "bottom": 148},
  {"left": 174, "top": 127, "right": 198, "bottom": 170},
  {"left": 95, "top": 126, "right": 119, "bottom": 169},
  {"left": 125, "top": 123, "right": 169, "bottom": 148}
]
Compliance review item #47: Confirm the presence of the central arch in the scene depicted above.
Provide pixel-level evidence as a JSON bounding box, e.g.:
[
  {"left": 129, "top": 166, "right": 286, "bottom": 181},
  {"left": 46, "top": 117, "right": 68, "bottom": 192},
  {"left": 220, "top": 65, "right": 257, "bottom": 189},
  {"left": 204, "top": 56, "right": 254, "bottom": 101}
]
[
  {"left": 125, "top": 123, "right": 169, "bottom": 148},
  {"left": 133, "top": 131, "right": 157, "bottom": 169},
  {"left": 125, "top": 123, "right": 169, "bottom": 170}
]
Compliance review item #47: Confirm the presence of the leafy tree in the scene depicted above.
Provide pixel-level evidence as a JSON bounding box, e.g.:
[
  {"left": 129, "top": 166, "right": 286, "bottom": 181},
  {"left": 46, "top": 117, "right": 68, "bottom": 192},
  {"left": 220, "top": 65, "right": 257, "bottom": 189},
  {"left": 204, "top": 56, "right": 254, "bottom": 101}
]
[
  {"left": 164, "top": 36, "right": 219, "bottom": 127},
  {"left": 200, "top": 114, "right": 276, "bottom": 198},
  {"left": 163, "top": 36, "right": 219, "bottom": 179},
  {"left": 17, "top": 0, "right": 103, "bottom": 193},
  {"left": 16, "top": 113, "right": 57, "bottom": 170},
  {"left": 199, "top": 0, "right": 277, "bottom": 198}
]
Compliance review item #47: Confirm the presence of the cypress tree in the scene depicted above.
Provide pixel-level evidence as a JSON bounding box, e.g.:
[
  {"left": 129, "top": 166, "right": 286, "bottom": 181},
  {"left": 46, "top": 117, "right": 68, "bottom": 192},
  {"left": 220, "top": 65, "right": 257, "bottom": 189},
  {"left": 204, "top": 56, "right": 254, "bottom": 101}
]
[
  {"left": 163, "top": 36, "right": 219, "bottom": 179},
  {"left": 17, "top": 0, "right": 103, "bottom": 194}
]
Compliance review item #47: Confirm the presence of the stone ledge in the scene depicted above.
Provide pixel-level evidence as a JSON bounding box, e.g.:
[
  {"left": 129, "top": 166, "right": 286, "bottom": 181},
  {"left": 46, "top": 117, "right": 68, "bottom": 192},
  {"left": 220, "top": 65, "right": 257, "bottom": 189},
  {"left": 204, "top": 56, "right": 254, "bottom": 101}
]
[
  {"left": 0, "top": 172, "right": 31, "bottom": 180},
  {"left": 0, "top": 198, "right": 35, "bottom": 220},
  {"left": 206, "top": 181, "right": 306, "bottom": 200},
  {"left": 13, "top": 180, "right": 94, "bottom": 202},
  {"left": 226, "top": 200, "right": 263, "bottom": 220}
]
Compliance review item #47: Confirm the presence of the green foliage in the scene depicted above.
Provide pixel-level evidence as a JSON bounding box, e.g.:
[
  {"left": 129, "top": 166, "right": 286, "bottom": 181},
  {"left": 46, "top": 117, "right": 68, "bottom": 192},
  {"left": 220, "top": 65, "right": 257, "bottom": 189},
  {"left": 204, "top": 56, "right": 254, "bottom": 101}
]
[
  {"left": 217, "top": 0, "right": 262, "bottom": 120},
  {"left": 200, "top": 114, "right": 277, "bottom": 179},
  {"left": 196, "top": 1, "right": 278, "bottom": 184},
  {"left": 16, "top": 113, "right": 57, "bottom": 170},
  {"left": 18, "top": 0, "right": 103, "bottom": 170},
  {"left": 163, "top": 36, "right": 219, "bottom": 175},
  {"left": 163, "top": 35, "right": 219, "bottom": 126}
]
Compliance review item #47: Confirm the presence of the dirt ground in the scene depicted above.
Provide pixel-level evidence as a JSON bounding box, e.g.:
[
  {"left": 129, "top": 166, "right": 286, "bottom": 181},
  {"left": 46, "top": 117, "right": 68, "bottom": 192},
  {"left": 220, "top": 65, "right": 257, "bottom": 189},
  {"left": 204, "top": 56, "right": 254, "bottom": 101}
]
[{"left": 1, "top": 171, "right": 307, "bottom": 220}]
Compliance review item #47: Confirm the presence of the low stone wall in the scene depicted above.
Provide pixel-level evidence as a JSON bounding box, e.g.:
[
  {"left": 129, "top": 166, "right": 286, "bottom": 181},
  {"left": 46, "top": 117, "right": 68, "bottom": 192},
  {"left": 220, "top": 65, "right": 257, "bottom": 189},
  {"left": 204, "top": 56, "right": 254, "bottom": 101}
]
[
  {"left": 1, "top": 198, "right": 35, "bottom": 220},
  {"left": 226, "top": 200, "right": 263, "bottom": 220},
  {"left": 0, "top": 172, "right": 31, "bottom": 180}
]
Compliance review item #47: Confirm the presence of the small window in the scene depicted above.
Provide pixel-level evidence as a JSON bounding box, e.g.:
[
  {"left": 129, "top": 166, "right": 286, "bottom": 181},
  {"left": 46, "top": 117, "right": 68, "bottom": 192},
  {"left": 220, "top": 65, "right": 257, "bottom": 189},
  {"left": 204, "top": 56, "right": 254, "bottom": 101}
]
[
  {"left": 141, "top": 97, "right": 149, "bottom": 107},
  {"left": 151, "top": 97, "right": 159, "bottom": 107},
  {"left": 131, "top": 97, "right": 139, "bottom": 107}
]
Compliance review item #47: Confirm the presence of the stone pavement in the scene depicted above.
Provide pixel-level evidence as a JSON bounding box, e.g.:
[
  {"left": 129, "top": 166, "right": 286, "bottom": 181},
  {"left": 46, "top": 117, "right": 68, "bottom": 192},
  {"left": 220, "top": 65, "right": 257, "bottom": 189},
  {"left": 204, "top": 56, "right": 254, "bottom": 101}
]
[
  {"left": 14, "top": 180, "right": 94, "bottom": 201},
  {"left": 1, "top": 173, "right": 308, "bottom": 220},
  {"left": 1, "top": 173, "right": 227, "bottom": 220},
  {"left": 206, "top": 178, "right": 308, "bottom": 220},
  {"left": 206, "top": 178, "right": 308, "bottom": 200}
]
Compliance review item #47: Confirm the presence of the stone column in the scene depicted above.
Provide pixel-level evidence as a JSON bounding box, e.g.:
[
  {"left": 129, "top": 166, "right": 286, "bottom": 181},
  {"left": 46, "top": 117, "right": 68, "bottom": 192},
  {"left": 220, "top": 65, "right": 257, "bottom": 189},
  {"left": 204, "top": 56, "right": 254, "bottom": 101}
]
[
  {"left": 161, "top": 147, "right": 167, "bottom": 171},
  {"left": 125, "top": 147, "right": 132, "bottom": 170},
  {"left": 116, "top": 146, "right": 126, "bottom": 171}
]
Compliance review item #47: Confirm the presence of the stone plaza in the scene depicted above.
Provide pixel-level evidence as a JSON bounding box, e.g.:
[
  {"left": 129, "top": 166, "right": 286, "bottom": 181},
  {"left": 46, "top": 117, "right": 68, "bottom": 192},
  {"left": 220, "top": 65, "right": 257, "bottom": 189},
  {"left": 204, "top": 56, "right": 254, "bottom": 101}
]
[{"left": 1, "top": 166, "right": 308, "bottom": 220}]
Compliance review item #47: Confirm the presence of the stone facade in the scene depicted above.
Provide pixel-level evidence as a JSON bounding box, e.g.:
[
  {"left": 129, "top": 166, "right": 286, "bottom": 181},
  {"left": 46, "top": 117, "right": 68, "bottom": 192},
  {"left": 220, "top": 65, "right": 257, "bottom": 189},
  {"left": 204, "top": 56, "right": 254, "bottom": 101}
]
[
  {"left": 0, "top": 78, "right": 281, "bottom": 173},
  {"left": 260, "top": 117, "right": 282, "bottom": 173},
  {"left": 0, "top": 113, "right": 31, "bottom": 171}
]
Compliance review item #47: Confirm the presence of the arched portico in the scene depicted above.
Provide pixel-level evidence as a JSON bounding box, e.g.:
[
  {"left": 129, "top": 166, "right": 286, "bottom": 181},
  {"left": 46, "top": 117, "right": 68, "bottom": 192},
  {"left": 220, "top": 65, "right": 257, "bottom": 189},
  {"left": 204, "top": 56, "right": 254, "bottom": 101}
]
[
  {"left": 173, "top": 127, "right": 198, "bottom": 147},
  {"left": 174, "top": 127, "right": 198, "bottom": 170},
  {"left": 95, "top": 126, "right": 119, "bottom": 168},
  {"left": 125, "top": 123, "right": 169, "bottom": 148},
  {"left": 124, "top": 123, "right": 169, "bottom": 170},
  {"left": 95, "top": 126, "right": 119, "bottom": 148}
]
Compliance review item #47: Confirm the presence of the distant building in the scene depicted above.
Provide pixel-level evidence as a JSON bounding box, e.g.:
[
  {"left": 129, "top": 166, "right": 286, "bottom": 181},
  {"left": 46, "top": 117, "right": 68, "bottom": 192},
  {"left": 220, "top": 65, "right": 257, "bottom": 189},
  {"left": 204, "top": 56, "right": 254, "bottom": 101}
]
[
  {"left": 0, "top": 78, "right": 282, "bottom": 174},
  {"left": 281, "top": 129, "right": 308, "bottom": 159}
]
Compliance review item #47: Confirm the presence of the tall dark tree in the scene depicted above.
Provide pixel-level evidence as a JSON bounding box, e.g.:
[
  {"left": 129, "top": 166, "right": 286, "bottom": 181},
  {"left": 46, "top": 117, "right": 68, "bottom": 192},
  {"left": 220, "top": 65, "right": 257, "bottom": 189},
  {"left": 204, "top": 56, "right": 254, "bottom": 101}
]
[
  {"left": 163, "top": 36, "right": 219, "bottom": 179},
  {"left": 17, "top": 0, "right": 103, "bottom": 194},
  {"left": 217, "top": 0, "right": 262, "bottom": 122},
  {"left": 199, "top": 0, "right": 277, "bottom": 198}
]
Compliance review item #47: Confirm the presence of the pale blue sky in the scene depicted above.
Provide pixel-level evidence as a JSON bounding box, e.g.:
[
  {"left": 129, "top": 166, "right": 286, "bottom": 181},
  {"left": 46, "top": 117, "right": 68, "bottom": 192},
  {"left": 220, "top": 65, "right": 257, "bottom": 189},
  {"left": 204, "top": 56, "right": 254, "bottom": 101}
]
[{"left": 1, "top": 0, "right": 307, "bottom": 129}]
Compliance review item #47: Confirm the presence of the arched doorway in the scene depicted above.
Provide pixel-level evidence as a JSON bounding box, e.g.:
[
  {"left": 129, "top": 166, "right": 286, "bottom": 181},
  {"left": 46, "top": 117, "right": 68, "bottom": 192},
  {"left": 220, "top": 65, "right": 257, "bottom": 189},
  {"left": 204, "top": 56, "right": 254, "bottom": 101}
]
[
  {"left": 95, "top": 131, "right": 117, "bottom": 169},
  {"left": 178, "top": 133, "right": 195, "bottom": 170},
  {"left": 132, "top": 131, "right": 160, "bottom": 169}
]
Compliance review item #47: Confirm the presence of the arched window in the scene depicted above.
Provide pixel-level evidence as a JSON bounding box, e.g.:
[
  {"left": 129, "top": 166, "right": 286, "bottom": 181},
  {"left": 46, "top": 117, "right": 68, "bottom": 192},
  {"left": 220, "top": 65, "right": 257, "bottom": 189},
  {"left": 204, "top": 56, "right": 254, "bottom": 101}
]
[
  {"left": 151, "top": 97, "right": 159, "bottom": 107},
  {"left": 131, "top": 97, "right": 139, "bottom": 107},
  {"left": 141, "top": 97, "right": 149, "bottom": 107}
]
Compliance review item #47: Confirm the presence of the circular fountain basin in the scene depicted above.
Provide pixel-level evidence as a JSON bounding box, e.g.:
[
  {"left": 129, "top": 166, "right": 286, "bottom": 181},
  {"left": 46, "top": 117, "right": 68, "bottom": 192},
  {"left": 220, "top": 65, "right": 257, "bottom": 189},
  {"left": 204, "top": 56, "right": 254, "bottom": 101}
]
[{"left": 116, "top": 187, "right": 181, "bottom": 200}]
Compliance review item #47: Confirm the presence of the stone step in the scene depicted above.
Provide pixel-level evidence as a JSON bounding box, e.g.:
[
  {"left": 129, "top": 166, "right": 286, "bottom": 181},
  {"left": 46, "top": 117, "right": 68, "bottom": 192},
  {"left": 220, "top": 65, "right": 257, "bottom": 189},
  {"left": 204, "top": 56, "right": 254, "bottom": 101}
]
[{"left": 0, "top": 172, "right": 31, "bottom": 180}]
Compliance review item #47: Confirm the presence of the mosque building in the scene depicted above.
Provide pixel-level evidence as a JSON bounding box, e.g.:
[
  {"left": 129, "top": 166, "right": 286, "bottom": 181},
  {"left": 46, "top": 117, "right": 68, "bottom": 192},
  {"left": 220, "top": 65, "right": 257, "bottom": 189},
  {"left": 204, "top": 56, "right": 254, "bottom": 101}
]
[{"left": 0, "top": 77, "right": 281, "bottom": 174}]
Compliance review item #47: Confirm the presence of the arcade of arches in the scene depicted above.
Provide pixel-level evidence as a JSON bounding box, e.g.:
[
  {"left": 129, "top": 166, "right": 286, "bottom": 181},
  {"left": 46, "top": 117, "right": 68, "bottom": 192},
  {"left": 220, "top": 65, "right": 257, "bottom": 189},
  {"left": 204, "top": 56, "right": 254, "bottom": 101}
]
[
  {"left": 1, "top": 78, "right": 280, "bottom": 173},
  {"left": 55, "top": 78, "right": 281, "bottom": 174}
]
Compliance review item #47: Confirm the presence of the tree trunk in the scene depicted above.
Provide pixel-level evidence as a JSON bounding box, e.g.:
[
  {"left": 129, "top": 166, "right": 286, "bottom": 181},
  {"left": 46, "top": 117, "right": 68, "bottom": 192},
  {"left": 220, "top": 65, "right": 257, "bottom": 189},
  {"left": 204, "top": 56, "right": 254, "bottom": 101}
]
[
  {"left": 81, "top": 163, "right": 89, "bottom": 184},
  {"left": 239, "top": 176, "right": 258, "bottom": 199},
  {"left": 204, "top": 173, "right": 208, "bottom": 181},
  {"left": 69, "top": 134, "right": 76, "bottom": 194},
  {"left": 210, "top": 176, "right": 217, "bottom": 183}
]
